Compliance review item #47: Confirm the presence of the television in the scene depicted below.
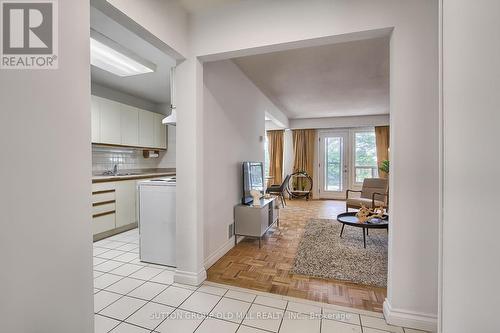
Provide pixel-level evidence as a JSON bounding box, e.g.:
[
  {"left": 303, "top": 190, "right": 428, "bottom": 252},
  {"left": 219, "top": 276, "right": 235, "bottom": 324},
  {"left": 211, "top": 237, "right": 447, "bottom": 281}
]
[{"left": 241, "top": 161, "right": 264, "bottom": 205}]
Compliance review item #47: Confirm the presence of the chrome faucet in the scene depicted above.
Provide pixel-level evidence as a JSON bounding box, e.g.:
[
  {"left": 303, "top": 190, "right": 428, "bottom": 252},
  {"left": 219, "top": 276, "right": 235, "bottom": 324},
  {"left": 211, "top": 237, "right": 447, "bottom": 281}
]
[{"left": 101, "top": 164, "right": 119, "bottom": 176}]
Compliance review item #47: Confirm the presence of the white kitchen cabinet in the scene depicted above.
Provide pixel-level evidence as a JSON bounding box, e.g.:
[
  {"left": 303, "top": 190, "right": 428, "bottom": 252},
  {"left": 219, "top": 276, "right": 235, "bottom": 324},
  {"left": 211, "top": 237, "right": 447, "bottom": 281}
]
[
  {"left": 91, "top": 96, "right": 100, "bottom": 143},
  {"left": 92, "top": 182, "right": 116, "bottom": 236},
  {"left": 115, "top": 180, "right": 137, "bottom": 228},
  {"left": 92, "top": 178, "right": 153, "bottom": 238},
  {"left": 139, "top": 110, "right": 155, "bottom": 148},
  {"left": 93, "top": 214, "right": 116, "bottom": 235},
  {"left": 154, "top": 113, "right": 167, "bottom": 149},
  {"left": 99, "top": 98, "right": 121, "bottom": 144},
  {"left": 120, "top": 105, "right": 139, "bottom": 146},
  {"left": 91, "top": 95, "right": 167, "bottom": 149}
]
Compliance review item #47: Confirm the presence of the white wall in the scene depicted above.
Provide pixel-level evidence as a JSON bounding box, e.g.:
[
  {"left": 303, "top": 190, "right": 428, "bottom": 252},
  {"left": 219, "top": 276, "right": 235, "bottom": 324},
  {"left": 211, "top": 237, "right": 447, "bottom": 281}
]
[
  {"left": 91, "top": 83, "right": 158, "bottom": 112},
  {"left": 203, "top": 59, "right": 270, "bottom": 266},
  {"left": 266, "top": 108, "right": 289, "bottom": 129},
  {"left": 159, "top": 126, "right": 176, "bottom": 169},
  {"left": 189, "top": 1, "right": 439, "bottom": 331},
  {"left": 105, "top": 0, "right": 189, "bottom": 59},
  {"left": 441, "top": 1, "right": 500, "bottom": 332},
  {"left": 290, "top": 114, "right": 389, "bottom": 129},
  {"left": 0, "top": 1, "right": 93, "bottom": 332}
]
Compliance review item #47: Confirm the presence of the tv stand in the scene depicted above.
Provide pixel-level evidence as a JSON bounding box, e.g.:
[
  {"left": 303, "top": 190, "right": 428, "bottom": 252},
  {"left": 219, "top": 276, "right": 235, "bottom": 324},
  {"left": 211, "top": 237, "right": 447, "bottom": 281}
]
[{"left": 234, "top": 197, "right": 279, "bottom": 248}]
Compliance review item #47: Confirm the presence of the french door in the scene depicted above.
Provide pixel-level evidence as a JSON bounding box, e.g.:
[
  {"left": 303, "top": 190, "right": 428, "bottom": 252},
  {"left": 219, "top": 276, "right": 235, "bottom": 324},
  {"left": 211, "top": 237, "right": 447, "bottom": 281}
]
[{"left": 318, "top": 131, "right": 349, "bottom": 199}]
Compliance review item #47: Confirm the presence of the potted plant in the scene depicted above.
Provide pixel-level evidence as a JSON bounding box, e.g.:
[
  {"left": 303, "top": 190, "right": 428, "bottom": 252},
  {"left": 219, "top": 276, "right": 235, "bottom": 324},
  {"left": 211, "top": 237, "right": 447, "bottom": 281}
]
[{"left": 379, "top": 160, "right": 390, "bottom": 174}]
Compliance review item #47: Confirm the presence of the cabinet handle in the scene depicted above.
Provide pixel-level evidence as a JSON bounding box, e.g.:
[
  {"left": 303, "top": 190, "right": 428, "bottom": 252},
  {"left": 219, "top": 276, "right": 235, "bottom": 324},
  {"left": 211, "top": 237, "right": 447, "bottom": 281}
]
[
  {"left": 93, "top": 210, "right": 116, "bottom": 218},
  {"left": 93, "top": 200, "right": 116, "bottom": 207}
]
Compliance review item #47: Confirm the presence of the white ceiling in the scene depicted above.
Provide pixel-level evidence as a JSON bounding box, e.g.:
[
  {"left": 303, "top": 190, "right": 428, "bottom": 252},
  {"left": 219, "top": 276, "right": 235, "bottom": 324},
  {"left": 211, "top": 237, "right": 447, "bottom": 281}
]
[
  {"left": 179, "top": 0, "right": 236, "bottom": 13},
  {"left": 90, "top": 6, "right": 176, "bottom": 104},
  {"left": 233, "top": 37, "right": 389, "bottom": 119}
]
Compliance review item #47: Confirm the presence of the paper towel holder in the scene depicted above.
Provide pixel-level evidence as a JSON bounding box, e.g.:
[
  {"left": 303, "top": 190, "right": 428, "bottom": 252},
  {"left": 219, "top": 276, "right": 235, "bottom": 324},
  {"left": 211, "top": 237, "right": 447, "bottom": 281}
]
[{"left": 143, "top": 150, "right": 160, "bottom": 158}]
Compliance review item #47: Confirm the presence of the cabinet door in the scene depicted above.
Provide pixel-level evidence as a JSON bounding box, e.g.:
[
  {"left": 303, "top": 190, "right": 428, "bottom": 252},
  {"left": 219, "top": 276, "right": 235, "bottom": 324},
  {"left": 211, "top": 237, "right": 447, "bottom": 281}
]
[
  {"left": 91, "top": 96, "right": 100, "bottom": 143},
  {"left": 139, "top": 110, "right": 155, "bottom": 148},
  {"left": 99, "top": 98, "right": 121, "bottom": 144},
  {"left": 121, "top": 105, "right": 139, "bottom": 146},
  {"left": 93, "top": 213, "right": 116, "bottom": 235},
  {"left": 154, "top": 113, "right": 167, "bottom": 149},
  {"left": 115, "top": 180, "right": 137, "bottom": 228}
]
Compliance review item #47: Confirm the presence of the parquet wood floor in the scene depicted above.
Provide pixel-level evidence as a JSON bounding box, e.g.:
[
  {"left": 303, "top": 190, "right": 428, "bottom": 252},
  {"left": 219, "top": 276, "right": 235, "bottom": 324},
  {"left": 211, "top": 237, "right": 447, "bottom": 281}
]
[{"left": 206, "top": 199, "right": 387, "bottom": 312}]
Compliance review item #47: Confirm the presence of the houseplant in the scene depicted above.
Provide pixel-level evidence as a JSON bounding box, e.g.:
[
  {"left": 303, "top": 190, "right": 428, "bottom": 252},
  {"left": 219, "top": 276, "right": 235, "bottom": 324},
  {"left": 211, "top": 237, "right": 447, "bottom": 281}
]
[{"left": 379, "top": 160, "right": 390, "bottom": 174}]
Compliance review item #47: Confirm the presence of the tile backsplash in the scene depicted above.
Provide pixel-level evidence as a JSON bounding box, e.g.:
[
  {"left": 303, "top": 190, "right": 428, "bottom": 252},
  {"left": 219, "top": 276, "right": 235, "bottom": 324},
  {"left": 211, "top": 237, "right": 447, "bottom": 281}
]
[{"left": 92, "top": 146, "right": 165, "bottom": 174}]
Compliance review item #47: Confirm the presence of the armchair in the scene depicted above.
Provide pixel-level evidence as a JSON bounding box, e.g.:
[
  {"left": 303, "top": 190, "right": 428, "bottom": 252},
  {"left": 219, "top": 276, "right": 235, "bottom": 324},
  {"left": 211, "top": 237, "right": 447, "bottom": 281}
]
[{"left": 345, "top": 178, "right": 388, "bottom": 212}]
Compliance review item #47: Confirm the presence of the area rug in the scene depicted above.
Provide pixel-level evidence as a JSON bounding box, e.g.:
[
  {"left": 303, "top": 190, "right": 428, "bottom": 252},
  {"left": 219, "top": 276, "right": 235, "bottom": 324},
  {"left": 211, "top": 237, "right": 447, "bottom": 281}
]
[{"left": 291, "top": 218, "right": 388, "bottom": 287}]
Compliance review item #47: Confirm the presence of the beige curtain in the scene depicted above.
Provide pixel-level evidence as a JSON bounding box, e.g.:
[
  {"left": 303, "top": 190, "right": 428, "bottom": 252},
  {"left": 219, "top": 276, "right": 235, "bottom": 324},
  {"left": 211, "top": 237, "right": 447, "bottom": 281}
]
[
  {"left": 375, "top": 126, "right": 390, "bottom": 178},
  {"left": 267, "top": 130, "right": 284, "bottom": 185},
  {"left": 292, "top": 129, "right": 316, "bottom": 198}
]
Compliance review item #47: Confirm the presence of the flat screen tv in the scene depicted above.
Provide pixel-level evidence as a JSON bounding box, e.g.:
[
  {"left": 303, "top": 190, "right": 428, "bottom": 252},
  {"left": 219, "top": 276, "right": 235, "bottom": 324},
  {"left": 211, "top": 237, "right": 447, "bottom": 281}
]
[{"left": 242, "top": 161, "right": 264, "bottom": 205}]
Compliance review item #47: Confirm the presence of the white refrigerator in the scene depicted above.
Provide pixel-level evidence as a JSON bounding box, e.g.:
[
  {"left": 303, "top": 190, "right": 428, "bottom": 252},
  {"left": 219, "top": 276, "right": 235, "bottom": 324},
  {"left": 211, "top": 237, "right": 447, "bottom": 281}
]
[{"left": 137, "top": 177, "right": 176, "bottom": 267}]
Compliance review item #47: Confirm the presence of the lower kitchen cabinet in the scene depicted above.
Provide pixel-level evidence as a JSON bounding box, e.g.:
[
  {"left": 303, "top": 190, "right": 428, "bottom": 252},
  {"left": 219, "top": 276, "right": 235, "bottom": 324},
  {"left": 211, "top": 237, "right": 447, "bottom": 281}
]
[
  {"left": 92, "top": 178, "right": 156, "bottom": 240},
  {"left": 93, "top": 213, "right": 116, "bottom": 235},
  {"left": 115, "top": 181, "right": 137, "bottom": 228}
]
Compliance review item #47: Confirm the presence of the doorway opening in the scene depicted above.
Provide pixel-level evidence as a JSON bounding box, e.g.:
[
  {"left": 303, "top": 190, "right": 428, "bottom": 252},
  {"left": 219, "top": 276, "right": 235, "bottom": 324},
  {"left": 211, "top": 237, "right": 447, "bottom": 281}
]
[{"left": 205, "top": 32, "right": 390, "bottom": 312}]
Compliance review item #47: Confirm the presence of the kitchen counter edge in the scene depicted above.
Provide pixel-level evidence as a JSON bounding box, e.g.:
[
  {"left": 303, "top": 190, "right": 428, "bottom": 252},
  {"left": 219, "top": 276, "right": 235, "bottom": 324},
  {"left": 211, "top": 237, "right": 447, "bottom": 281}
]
[{"left": 92, "top": 172, "right": 176, "bottom": 183}]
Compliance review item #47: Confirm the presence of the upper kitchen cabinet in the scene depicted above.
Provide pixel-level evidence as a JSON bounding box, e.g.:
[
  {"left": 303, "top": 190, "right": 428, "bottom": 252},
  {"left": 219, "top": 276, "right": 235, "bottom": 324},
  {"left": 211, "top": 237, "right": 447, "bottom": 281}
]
[
  {"left": 139, "top": 110, "right": 156, "bottom": 148},
  {"left": 99, "top": 97, "right": 122, "bottom": 144},
  {"left": 154, "top": 112, "right": 167, "bottom": 149},
  {"left": 91, "top": 95, "right": 167, "bottom": 150},
  {"left": 91, "top": 96, "right": 101, "bottom": 143},
  {"left": 120, "top": 104, "right": 139, "bottom": 146}
]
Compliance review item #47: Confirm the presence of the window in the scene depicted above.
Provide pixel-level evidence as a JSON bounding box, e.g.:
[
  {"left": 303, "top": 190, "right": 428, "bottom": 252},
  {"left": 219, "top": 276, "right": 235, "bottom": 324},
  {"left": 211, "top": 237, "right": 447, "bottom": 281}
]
[{"left": 354, "top": 131, "right": 378, "bottom": 183}]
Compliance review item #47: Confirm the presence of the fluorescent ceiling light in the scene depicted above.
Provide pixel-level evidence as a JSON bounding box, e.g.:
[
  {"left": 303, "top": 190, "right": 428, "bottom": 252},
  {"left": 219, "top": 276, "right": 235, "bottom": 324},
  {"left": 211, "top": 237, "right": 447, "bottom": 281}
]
[{"left": 90, "top": 29, "right": 156, "bottom": 77}]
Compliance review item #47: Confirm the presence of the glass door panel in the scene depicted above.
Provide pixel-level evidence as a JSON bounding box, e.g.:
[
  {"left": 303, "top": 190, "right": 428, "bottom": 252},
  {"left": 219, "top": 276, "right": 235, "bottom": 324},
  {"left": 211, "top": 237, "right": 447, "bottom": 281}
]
[
  {"left": 319, "top": 131, "right": 348, "bottom": 199},
  {"left": 325, "top": 137, "right": 343, "bottom": 191}
]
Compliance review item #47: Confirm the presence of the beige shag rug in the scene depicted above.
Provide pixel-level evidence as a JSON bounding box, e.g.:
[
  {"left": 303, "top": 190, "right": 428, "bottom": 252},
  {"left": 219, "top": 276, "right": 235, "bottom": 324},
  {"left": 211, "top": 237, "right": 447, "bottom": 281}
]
[{"left": 291, "top": 218, "right": 388, "bottom": 287}]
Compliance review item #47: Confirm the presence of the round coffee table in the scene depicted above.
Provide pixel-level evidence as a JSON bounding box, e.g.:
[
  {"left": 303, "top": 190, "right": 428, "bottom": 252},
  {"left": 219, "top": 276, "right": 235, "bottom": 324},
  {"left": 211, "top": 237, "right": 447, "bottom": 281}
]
[{"left": 336, "top": 212, "right": 389, "bottom": 248}]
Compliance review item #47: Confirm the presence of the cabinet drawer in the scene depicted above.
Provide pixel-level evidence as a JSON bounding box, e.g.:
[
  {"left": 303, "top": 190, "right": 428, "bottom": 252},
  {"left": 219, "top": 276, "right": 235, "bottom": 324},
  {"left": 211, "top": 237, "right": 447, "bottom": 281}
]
[
  {"left": 92, "top": 202, "right": 116, "bottom": 215},
  {"left": 93, "top": 212, "right": 115, "bottom": 234},
  {"left": 92, "top": 191, "right": 115, "bottom": 204},
  {"left": 92, "top": 182, "right": 116, "bottom": 192}
]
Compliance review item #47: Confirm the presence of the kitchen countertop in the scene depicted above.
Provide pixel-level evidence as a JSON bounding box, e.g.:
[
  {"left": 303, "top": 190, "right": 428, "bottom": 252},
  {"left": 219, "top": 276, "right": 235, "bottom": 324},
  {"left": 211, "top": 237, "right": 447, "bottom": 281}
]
[{"left": 92, "top": 168, "right": 176, "bottom": 183}]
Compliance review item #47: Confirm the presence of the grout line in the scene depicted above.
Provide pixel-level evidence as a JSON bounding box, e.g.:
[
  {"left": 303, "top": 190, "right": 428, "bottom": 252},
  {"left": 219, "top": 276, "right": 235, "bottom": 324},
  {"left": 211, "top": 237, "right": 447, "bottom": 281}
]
[
  {"left": 276, "top": 301, "right": 288, "bottom": 333},
  {"left": 191, "top": 288, "right": 229, "bottom": 332},
  {"left": 237, "top": 288, "right": 259, "bottom": 332}
]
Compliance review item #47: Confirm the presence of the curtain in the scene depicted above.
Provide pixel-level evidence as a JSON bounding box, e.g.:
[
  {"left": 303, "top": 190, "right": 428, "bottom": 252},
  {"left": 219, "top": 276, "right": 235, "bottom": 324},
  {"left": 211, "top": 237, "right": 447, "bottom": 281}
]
[
  {"left": 267, "top": 130, "right": 284, "bottom": 185},
  {"left": 292, "top": 129, "right": 316, "bottom": 198},
  {"left": 375, "top": 126, "right": 390, "bottom": 178}
]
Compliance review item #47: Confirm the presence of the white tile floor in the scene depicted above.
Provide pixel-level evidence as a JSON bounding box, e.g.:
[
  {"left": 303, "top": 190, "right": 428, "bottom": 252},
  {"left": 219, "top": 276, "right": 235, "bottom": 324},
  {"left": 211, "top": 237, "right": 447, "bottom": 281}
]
[{"left": 93, "top": 229, "right": 429, "bottom": 333}]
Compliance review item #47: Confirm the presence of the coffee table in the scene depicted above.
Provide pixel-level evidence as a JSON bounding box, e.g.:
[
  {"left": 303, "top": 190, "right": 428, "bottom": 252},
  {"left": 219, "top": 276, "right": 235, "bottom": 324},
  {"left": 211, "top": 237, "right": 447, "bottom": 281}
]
[{"left": 336, "top": 212, "right": 389, "bottom": 248}]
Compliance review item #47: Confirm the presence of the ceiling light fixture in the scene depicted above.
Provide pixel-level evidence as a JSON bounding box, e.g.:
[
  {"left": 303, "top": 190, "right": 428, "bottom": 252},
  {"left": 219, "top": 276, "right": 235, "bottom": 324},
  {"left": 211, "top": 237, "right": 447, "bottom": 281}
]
[{"left": 90, "top": 29, "right": 156, "bottom": 77}]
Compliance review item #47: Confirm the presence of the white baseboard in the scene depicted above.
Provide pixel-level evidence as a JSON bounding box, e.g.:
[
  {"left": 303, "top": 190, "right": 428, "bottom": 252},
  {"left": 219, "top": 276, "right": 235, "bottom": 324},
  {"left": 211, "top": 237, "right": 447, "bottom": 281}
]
[
  {"left": 204, "top": 236, "right": 236, "bottom": 269},
  {"left": 383, "top": 299, "right": 438, "bottom": 332},
  {"left": 174, "top": 268, "right": 207, "bottom": 286}
]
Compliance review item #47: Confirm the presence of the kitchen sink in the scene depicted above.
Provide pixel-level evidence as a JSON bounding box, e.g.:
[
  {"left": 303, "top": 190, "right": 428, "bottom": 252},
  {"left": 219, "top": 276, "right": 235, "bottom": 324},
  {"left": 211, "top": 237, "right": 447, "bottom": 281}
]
[{"left": 100, "top": 172, "right": 140, "bottom": 176}]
